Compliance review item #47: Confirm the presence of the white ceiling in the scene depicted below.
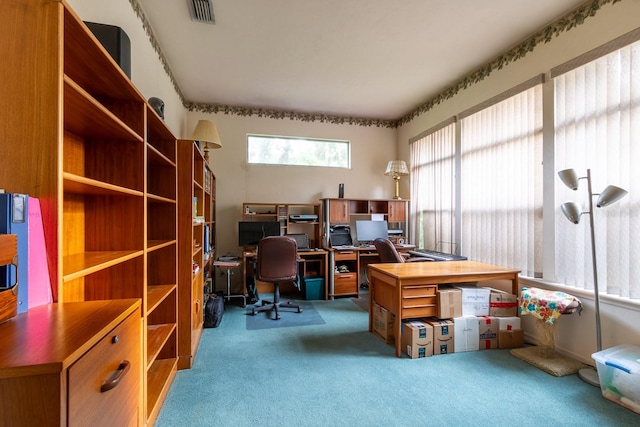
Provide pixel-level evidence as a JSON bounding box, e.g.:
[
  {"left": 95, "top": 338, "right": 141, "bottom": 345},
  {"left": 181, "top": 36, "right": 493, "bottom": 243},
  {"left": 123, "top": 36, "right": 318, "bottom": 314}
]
[{"left": 137, "top": 0, "right": 585, "bottom": 122}]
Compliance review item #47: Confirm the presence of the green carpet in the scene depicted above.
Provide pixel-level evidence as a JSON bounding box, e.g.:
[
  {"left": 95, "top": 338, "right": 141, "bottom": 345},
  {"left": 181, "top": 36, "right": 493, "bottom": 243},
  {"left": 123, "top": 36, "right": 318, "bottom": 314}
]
[{"left": 156, "top": 297, "right": 638, "bottom": 426}]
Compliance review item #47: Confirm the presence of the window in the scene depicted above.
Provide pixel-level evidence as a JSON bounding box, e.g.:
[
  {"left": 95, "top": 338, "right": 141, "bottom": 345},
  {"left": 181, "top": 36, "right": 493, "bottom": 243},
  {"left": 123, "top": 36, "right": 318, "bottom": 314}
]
[
  {"left": 410, "top": 121, "right": 456, "bottom": 253},
  {"left": 553, "top": 38, "right": 640, "bottom": 299},
  {"left": 247, "top": 134, "right": 350, "bottom": 168},
  {"left": 460, "top": 85, "right": 543, "bottom": 276}
]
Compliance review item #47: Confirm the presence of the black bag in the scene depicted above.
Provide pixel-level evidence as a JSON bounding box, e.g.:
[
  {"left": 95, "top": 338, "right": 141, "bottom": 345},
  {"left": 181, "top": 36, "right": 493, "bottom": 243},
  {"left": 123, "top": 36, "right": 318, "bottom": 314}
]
[
  {"left": 246, "top": 275, "right": 259, "bottom": 305},
  {"left": 204, "top": 292, "right": 224, "bottom": 328}
]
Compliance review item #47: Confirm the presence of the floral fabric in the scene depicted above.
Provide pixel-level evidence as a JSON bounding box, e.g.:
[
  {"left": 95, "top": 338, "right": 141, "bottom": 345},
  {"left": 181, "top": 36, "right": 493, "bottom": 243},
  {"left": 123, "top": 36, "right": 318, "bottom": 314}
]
[{"left": 519, "top": 287, "right": 580, "bottom": 325}]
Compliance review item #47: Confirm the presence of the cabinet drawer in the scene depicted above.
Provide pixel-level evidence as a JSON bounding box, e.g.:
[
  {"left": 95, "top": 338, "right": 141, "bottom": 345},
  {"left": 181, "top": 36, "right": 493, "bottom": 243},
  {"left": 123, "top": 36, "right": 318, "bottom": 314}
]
[
  {"left": 68, "top": 311, "right": 141, "bottom": 427},
  {"left": 402, "top": 304, "right": 437, "bottom": 318},
  {"left": 334, "top": 273, "right": 357, "bottom": 294},
  {"left": 335, "top": 251, "right": 356, "bottom": 261},
  {"left": 402, "top": 284, "right": 436, "bottom": 298}
]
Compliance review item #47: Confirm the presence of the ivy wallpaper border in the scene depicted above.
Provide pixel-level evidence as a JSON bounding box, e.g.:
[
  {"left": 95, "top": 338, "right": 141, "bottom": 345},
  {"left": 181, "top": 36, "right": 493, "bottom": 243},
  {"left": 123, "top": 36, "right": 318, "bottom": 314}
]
[{"left": 129, "top": 0, "right": 621, "bottom": 129}]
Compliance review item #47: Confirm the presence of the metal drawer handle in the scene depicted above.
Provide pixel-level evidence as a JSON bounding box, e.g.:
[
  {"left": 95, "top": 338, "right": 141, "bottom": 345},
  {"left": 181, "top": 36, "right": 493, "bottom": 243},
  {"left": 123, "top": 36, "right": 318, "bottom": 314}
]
[{"left": 101, "top": 360, "right": 131, "bottom": 393}]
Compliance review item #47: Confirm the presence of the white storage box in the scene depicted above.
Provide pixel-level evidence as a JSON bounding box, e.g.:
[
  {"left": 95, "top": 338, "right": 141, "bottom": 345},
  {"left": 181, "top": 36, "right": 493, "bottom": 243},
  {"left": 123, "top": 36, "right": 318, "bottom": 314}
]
[{"left": 592, "top": 344, "right": 640, "bottom": 414}]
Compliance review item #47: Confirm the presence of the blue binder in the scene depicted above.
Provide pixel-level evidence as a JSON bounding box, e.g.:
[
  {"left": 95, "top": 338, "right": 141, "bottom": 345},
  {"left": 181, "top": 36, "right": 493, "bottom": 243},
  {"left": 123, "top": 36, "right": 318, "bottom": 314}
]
[{"left": 0, "top": 193, "right": 29, "bottom": 313}]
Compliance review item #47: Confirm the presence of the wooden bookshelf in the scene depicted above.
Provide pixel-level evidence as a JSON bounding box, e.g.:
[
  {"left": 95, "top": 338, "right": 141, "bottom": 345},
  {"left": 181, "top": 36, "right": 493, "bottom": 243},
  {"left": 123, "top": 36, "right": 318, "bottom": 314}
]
[{"left": 0, "top": 1, "right": 178, "bottom": 425}]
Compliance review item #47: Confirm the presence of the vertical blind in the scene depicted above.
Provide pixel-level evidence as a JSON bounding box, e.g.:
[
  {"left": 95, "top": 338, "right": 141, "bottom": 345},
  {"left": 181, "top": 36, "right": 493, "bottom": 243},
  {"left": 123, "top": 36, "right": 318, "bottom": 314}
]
[
  {"left": 460, "top": 86, "right": 543, "bottom": 276},
  {"left": 410, "top": 123, "right": 456, "bottom": 252},
  {"left": 554, "top": 39, "right": 640, "bottom": 299}
]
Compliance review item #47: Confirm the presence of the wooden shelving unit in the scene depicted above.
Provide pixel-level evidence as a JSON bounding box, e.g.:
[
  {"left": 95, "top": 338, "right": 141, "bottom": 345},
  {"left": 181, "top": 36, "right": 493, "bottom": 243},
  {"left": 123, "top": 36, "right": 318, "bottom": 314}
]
[
  {"left": 177, "top": 140, "right": 214, "bottom": 370},
  {"left": 0, "top": 2, "right": 178, "bottom": 425}
]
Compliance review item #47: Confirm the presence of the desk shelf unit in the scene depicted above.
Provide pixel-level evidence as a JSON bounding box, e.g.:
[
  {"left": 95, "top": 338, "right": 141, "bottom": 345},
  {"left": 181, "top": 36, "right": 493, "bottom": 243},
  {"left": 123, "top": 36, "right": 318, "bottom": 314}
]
[
  {"left": 0, "top": 2, "right": 178, "bottom": 425},
  {"left": 242, "top": 202, "right": 322, "bottom": 249},
  {"left": 321, "top": 198, "right": 409, "bottom": 299}
]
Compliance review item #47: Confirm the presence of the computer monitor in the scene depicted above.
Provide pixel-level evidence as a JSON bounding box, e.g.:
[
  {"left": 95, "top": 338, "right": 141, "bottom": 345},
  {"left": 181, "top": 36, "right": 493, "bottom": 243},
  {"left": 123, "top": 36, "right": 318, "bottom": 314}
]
[
  {"left": 355, "top": 220, "right": 388, "bottom": 244},
  {"left": 238, "top": 221, "right": 280, "bottom": 246}
]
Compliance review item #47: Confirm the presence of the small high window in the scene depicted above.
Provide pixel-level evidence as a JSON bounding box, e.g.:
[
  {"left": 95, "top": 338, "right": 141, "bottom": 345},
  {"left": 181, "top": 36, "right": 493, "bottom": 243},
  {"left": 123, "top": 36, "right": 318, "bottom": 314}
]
[{"left": 247, "top": 134, "right": 350, "bottom": 168}]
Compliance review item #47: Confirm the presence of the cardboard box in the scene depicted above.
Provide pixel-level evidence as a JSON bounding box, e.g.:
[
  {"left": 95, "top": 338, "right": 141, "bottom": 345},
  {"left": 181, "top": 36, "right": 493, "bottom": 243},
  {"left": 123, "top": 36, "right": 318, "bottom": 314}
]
[
  {"left": 372, "top": 303, "right": 395, "bottom": 344},
  {"left": 497, "top": 316, "right": 521, "bottom": 331},
  {"left": 455, "top": 285, "right": 491, "bottom": 316},
  {"left": 454, "top": 316, "right": 479, "bottom": 352},
  {"left": 427, "top": 318, "right": 454, "bottom": 355},
  {"left": 402, "top": 319, "right": 434, "bottom": 358},
  {"left": 437, "top": 287, "right": 462, "bottom": 319},
  {"left": 498, "top": 329, "right": 524, "bottom": 349},
  {"left": 484, "top": 287, "right": 518, "bottom": 317},
  {"left": 478, "top": 316, "right": 499, "bottom": 350}
]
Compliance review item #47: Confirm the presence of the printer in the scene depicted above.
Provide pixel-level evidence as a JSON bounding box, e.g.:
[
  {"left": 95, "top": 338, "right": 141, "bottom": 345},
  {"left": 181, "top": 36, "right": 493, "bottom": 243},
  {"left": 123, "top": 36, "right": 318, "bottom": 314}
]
[{"left": 329, "top": 225, "right": 352, "bottom": 247}]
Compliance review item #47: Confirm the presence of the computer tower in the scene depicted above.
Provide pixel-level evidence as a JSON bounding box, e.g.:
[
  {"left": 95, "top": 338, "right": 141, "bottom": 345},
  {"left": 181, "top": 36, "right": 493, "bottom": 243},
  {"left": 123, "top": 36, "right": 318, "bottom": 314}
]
[{"left": 84, "top": 21, "right": 131, "bottom": 78}]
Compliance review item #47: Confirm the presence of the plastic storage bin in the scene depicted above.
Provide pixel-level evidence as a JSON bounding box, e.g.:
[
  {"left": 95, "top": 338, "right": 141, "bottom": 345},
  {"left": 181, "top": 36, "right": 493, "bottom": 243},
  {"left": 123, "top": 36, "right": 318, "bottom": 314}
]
[
  {"left": 303, "top": 277, "right": 324, "bottom": 300},
  {"left": 592, "top": 344, "right": 640, "bottom": 414}
]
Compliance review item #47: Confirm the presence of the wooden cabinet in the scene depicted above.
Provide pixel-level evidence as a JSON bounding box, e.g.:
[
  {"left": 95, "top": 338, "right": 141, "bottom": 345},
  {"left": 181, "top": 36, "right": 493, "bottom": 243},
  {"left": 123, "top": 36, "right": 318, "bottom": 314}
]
[
  {"left": 0, "top": 2, "right": 178, "bottom": 425},
  {"left": 177, "top": 140, "right": 214, "bottom": 369},
  {"left": 333, "top": 251, "right": 359, "bottom": 296},
  {"left": 388, "top": 201, "right": 406, "bottom": 223},
  {"left": 328, "top": 200, "right": 349, "bottom": 223},
  {"left": 0, "top": 300, "right": 141, "bottom": 427}
]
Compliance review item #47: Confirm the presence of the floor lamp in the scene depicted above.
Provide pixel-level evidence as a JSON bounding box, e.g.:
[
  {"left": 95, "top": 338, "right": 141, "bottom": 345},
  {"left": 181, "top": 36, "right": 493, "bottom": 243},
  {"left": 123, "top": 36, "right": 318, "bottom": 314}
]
[{"left": 557, "top": 168, "right": 628, "bottom": 387}]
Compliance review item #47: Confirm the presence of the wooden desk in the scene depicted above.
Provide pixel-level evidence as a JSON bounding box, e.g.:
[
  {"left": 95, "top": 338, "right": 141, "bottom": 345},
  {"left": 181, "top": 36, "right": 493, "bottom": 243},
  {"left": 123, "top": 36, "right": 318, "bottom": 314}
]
[
  {"left": 368, "top": 260, "right": 520, "bottom": 357},
  {"left": 242, "top": 250, "right": 329, "bottom": 299}
]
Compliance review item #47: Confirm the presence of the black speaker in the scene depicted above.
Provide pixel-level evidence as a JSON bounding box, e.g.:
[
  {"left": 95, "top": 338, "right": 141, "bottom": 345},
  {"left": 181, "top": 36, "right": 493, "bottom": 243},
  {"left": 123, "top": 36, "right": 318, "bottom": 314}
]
[
  {"left": 84, "top": 21, "right": 131, "bottom": 79},
  {"left": 339, "top": 183, "right": 344, "bottom": 198}
]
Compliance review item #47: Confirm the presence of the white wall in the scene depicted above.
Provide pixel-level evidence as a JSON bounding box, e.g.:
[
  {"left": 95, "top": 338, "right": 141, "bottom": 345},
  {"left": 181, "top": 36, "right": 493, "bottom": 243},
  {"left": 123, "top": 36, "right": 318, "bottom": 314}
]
[{"left": 397, "top": 0, "right": 640, "bottom": 364}]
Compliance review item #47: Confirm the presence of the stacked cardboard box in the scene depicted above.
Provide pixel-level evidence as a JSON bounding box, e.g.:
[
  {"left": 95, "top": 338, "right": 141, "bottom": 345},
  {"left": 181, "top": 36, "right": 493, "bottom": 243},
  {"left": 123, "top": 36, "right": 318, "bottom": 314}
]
[
  {"left": 454, "top": 316, "right": 479, "bottom": 352},
  {"left": 372, "top": 303, "right": 395, "bottom": 344},
  {"left": 484, "top": 287, "right": 518, "bottom": 317},
  {"left": 437, "top": 287, "right": 462, "bottom": 319},
  {"left": 455, "top": 285, "right": 491, "bottom": 316},
  {"left": 401, "top": 319, "right": 434, "bottom": 358},
  {"left": 497, "top": 316, "right": 524, "bottom": 349},
  {"left": 427, "top": 318, "right": 454, "bottom": 354}
]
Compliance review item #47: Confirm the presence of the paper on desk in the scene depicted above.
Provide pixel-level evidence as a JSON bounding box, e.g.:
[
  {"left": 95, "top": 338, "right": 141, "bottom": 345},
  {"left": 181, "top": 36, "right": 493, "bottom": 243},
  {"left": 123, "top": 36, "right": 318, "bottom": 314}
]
[{"left": 371, "top": 214, "right": 385, "bottom": 221}]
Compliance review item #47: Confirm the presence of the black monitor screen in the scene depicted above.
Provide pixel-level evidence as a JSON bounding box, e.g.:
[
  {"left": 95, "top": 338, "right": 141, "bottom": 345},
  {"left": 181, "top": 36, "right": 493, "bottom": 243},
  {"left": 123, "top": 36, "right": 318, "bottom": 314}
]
[
  {"left": 238, "top": 221, "right": 280, "bottom": 246},
  {"left": 355, "top": 220, "right": 388, "bottom": 243}
]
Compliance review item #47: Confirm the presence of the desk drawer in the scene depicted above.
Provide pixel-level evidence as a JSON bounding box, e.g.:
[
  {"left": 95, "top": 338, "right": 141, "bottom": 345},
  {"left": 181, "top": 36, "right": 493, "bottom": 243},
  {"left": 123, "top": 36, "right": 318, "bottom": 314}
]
[
  {"left": 402, "top": 284, "right": 437, "bottom": 298},
  {"left": 335, "top": 251, "right": 357, "bottom": 261},
  {"left": 68, "top": 310, "right": 140, "bottom": 427},
  {"left": 334, "top": 273, "right": 357, "bottom": 295},
  {"left": 402, "top": 296, "right": 437, "bottom": 318}
]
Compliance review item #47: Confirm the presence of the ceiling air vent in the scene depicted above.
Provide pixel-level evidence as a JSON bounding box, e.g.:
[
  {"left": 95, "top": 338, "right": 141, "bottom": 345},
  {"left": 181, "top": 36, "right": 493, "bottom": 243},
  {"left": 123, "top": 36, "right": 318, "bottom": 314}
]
[{"left": 188, "top": 0, "right": 215, "bottom": 24}]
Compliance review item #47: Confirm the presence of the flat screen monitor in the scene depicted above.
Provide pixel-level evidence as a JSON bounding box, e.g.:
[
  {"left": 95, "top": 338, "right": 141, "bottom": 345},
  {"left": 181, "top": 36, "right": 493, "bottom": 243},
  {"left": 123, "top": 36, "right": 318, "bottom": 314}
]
[
  {"left": 355, "top": 220, "right": 388, "bottom": 243},
  {"left": 238, "top": 221, "right": 280, "bottom": 246}
]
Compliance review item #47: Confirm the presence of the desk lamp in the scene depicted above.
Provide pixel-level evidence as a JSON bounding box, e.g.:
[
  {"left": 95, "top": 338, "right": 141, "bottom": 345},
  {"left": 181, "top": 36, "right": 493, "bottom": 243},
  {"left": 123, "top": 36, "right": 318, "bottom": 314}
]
[
  {"left": 385, "top": 160, "right": 409, "bottom": 200},
  {"left": 557, "top": 168, "right": 627, "bottom": 386},
  {"left": 191, "top": 119, "right": 222, "bottom": 161}
]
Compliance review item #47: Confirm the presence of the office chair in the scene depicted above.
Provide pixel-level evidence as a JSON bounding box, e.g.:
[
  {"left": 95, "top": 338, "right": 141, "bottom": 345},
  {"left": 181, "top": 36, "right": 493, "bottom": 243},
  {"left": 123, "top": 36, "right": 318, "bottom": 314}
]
[
  {"left": 251, "top": 236, "right": 302, "bottom": 320},
  {"left": 373, "top": 237, "right": 433, "bottom": 263}
]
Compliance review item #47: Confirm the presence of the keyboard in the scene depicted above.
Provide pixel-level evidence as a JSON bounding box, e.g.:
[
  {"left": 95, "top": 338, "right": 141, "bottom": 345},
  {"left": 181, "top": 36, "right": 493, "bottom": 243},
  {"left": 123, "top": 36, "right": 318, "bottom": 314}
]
[{"left": 408, "top": 249, "right": 468, "bottom": 262}]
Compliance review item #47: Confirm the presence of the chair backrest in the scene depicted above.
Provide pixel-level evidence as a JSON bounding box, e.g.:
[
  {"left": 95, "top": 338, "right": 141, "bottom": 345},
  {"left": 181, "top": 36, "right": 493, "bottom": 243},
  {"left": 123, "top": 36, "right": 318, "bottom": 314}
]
[
  {"left": 257, "top": 236, "right": 298, "bottom": 283},
  {"left": 373, "top": 237, "right": 405, "bottom": 263}
]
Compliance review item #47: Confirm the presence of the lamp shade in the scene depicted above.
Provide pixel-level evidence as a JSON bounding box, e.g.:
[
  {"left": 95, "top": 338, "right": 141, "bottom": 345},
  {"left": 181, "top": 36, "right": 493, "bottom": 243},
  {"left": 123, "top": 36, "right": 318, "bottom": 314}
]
[
  {"left": 558, "top": 168, "right": 579, "bottom": 190},
  {"left": 561, "top": 201, "right": 583, "bottom": 224},
  {"left": 596, "top": 185, "right": 627, "bottom": 208},
  {"left": 191, "top": 120, "right": 222, "bottom": 149},
  {"left": 384, "top": 160, "right": 409, "bottom": 177}
]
